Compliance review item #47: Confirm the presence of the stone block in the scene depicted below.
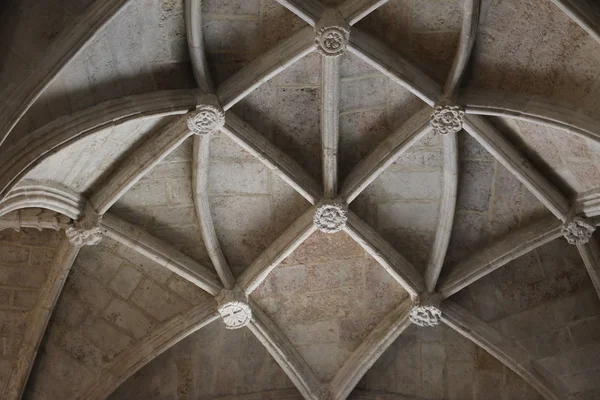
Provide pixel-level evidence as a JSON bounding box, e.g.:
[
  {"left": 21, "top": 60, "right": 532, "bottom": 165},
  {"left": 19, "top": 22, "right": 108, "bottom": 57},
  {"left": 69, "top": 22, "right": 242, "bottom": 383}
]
[
  {"left": 167, "top": 179, "right": 194, "bottom": 205},
  {"left": 339, "top": 108, "right": 389, "bottom": 178},
  {"left": 495, "top": 290, "right": 600, "bottom": 340},
  {"left": 116, "top": 245, "right": 172, "bottom": 284},
  {"left": 457, "top": 160, "right": 494, "bottom": 212},
  {"left": 366, "top": 260, "right": 408, "bottom": 314},
  {"left": 208, "top": 161, "right": 269, "bottom": 195},
  {"left": 66, "top": 267, "right": 111, "bottom": 313},
  {"left": 518, "top": 328, "right": 573, "bottom": 359},
  {"left": 421, "top": 342, "right": 446, "bottom": 398},
  {"left": 340, "top": 76, "right": 387, "bottom": 112},
  {"left": 569, "top": 315, "right": 600, "bottom": 347},
  {"left": 255, "top": 264, "right": 309, "bottom": 299},
  {"left": 280, "top": 231, "right": 363, "bottom": 266},
  {"left": 388, "top": 83, "right": 425, "bottom": 130},
  {"left": 411, "top": 0, "right": 462, "bottom": 31},
  {"left": 445, "top": 328, "right": 476, "bottom": 361},
  {"left": 473, "top": 370, "right": 503, "bottom": 400},
  {"left": 284, "top": 320, "right": 339, "bottom": 346},
  {"left": 0, "top": 228, "right": 62, "bottom": 248},
  {"left": 167, "top": 276, "right": 212, "bottom": 305},
  {"left": 103, "top": 298, "right": 153, "bottom": 339},
  {"left": 0, "top": 244, "right": 30, "bottom": 265},
  {"left": 377, "top": 201, "right": 439, "bottom": 231},
  {"left": 79, "top": 316, "right": 132, "bottom": 360},
  {"left": 338, "top": 315, "right": 380, "bottom": 342},
  {"left": 538, "top": 343, "right": 600, "bottom": 377},
  {"left": 204, "top": 0, "right": 260, "bottom": 16},
  {"left": 296, "top": 343, "right": 353, "bottom": 380},
  {"left": 367, "top": 169, "right": 442, "bottom": 202},
  {"left": 13, "top": 289, "right": 38, "bottom": 309},
  {"left": 131, "top": 279, "right": 189, "bottom": 322},
  {"left": 203, "top": 19, "right": 260, "bottom": 55},
  {"left": 77, "top": 245, "right": 123, "bottom": 285},
  {"left": 110, "top": 262, "right": 143, "bottom": 298},
  {"left": 260, "top": 2, "right": 304, "bottom": 50},
  {"left": 459, "top": 131, "right": 494, "bottom": 161},
  {"left": 211, "top": 195, "right": 273, "bottom": 233},
  {"left": 30, "top": 247, "right": 56, "bottom": 267},
  {"left": 340, "top": 52, "right": 376, "bottom": 78},
  {"left": 0, "top": 265, "right": 47, "bottom": 288},
  {"left": 58, "top": 328, "right": 105, "bottom": 372},
  {"left": 276, "top": 53, "right": 321, "bottom": 86},
  {"left": 210, "top": 131, "right": 255, "bottom": 160},
  {"left": 53, "top": 289, "right": 87, "bottom": 327},
  {"left": 118, "top": 180, "right": 169, "bottom": 208},
  {"left": 447, "top": 361, "right": 474, "bottom": 400},
  {"left": 393, "top": 149, "right": 443, "bottom": 170}
]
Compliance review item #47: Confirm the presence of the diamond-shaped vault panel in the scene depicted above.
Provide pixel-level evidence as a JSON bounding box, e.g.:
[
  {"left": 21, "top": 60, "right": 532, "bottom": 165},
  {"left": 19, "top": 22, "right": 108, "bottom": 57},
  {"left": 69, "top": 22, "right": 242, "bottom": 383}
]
[{"left": 253, "top": 230, "right": 409, "bottom": 381}]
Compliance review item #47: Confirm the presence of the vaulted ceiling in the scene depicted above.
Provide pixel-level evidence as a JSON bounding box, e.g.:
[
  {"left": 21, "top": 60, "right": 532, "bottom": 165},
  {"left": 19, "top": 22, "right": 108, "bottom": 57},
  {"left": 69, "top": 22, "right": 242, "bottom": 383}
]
[{"left": 1, "top": 0, "right": 600, "bottom": 399}]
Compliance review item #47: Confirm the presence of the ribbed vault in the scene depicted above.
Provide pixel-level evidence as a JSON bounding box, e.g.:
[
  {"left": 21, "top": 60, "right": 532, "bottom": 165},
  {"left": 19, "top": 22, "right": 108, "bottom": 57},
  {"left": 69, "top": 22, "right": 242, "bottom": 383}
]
[{"left": 1, "top": 0, "right": 600, "bottom": 399}]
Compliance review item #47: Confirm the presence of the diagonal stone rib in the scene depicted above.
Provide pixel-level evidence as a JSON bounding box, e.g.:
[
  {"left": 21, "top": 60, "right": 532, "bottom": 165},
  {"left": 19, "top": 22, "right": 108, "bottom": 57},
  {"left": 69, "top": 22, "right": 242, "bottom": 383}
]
[
  {"left": 222, "top": 113, "right": 322, "bottom": 204},
  {"left": 348, "top": 28, "right": 442, "bottom": 106},
  {"left": 0, "top": 181, "right": 85, "bottom": 220},
  {"left": 576, "top": 237, "right": 600, "bottom": 300},
  {"left": 276, "top": 0, "right": 325, "bottom": 25},
  {"left": 216, "top": 26, "right": 315, "bottom": 110},
  {"left": 75, "top": 299, "right": 219, "bottom": 400},
  {"left": 444, "top": 0, "right": 480, "bottom": 97},
  {"left": 463, "top": 115, "right": 570, "bottom": 221},
  {"left": 441, "top": 300, "right": 569, "bottom": 400},
  {"left": 90, "top": 116, "right": 192, "bottom": 215},
  {"left": 338, "top": 0, "right": 391, "bottom": 25},
  {"left": 0, "top": 0, "right": 133, "bottom": 148},
  {"left": 344, "top": 211, "right": 425, "bottom": 298},
  {"left": 185, "top": 0, "right": 214, "bottom": 93},
  {"left": 322, "top": 56, "right": 341, "bottom": 198},
  {"left": 548, "top": 0, "right": 600, "bottom": 44},
  {"left": 340, "top": 107, "right": 432, "bottom": 204},
  {"left": 248, "top": 301, "right": 321, "bottom": 400},
  {"left": 330, "top": 298, "right": 412, "bottom": 400},
  {"left": 239, "top": 207, "right": 317, "bottom": 295},
  {"left": 438, "top": 215, "right": 563, "bottom": 298},
  {"left": 2, "top": 239, "right": 80, "bottom": 400},
  {"left": 102, "top": 213, "right": 222, "bottom": 295},
  {"left": 424, "top": 133, "right": 458, "bottom": 292},
  {"left": 193, "top": 134, "right": 236, "bottom": 289},
  {"left": 0, "top": 90, "right": 198, "bottom": 201},
  {"left": 459, "top": 88, "right": 600, "bottom": 144}
]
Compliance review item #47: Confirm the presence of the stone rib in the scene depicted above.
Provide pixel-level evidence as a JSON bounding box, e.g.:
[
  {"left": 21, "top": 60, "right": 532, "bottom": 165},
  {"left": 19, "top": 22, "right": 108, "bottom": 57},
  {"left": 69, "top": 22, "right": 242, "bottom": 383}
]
[
  {"left": 463, "top": 116, "right": 570, "bottom": 221},
  {"left": 438, "top": 215, "right": 563, "bottom": 298},
  {"left": 102, "top": 213, "right": 222, "bottom": 296}
]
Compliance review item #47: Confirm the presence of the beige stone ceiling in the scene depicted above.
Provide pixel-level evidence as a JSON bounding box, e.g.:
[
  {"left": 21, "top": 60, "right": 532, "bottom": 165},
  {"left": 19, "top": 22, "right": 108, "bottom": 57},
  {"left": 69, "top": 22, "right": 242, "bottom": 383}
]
[{"left": 0, "top": 0, "right": 600, "bottom": 399}]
